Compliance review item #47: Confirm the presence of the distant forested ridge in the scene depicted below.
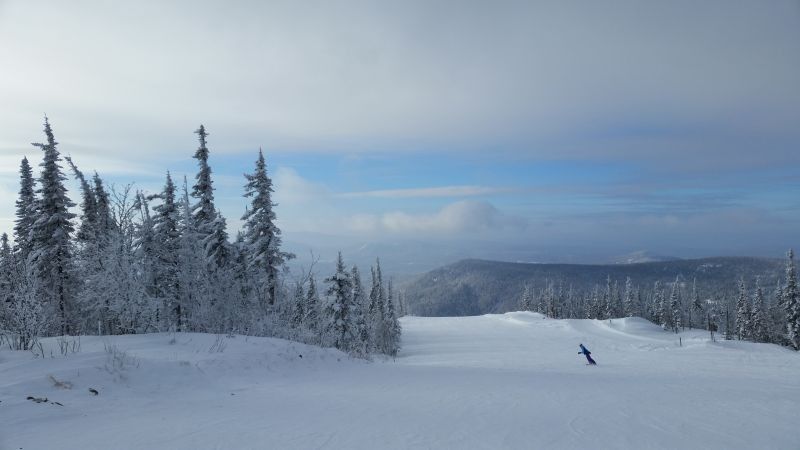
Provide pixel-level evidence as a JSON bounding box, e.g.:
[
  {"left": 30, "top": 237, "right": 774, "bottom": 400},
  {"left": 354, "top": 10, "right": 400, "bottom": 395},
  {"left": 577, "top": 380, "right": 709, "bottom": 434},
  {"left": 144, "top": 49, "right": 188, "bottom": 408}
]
[{"left": 403, "top": 256, "right": 800, "bottom": 348}]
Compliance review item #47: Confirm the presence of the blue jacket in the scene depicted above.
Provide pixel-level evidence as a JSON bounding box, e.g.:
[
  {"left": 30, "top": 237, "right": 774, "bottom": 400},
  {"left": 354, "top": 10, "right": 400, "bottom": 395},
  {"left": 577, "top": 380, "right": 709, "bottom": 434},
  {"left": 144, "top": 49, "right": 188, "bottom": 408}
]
[{"left": 578, "top": 344, "right": 591, "bottom": 355}]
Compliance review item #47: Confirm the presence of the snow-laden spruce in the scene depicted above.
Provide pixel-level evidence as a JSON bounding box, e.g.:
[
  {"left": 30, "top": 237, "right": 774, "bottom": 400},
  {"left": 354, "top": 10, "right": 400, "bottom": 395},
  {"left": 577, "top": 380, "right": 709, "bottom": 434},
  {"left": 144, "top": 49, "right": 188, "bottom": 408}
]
[
  {"left": 241, "top": 147, "right": 293, "bottom": 307},
  {"left": 191, "top": 125, "right": 231, "bottom": 269},
  {"left": 28, "top": 118, "right": 76, "bottom": 335},
  {"left": 13, "top": 156, "right": 36, "bottom": 258},
  {"left": 735, "top": 277, "right": 750, "bottom": 340},
  {"left": 785, "top": 249, "right": 799, "bottom": 349}
]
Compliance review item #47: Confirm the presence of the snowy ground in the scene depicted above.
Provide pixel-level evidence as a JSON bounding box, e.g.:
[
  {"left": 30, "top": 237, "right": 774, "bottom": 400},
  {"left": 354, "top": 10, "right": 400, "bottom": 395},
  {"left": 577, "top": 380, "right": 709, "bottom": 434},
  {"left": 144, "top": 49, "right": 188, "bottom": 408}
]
[{"left": 2, "top": 312, "right": 799, "bottom": 449}]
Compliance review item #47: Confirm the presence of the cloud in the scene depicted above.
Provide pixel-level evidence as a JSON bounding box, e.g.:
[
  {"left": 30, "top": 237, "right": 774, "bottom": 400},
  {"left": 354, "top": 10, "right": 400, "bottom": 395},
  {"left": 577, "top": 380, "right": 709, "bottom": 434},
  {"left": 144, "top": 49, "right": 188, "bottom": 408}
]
[
  {"left": 269, "top": 169, "right": 525, "bottom": 236},
  {"left": 0, "top": 1, "right": 797, "bottom": 172},
  {"left": 0, "top": 1, "right": 797, "bottom": 257},
  {"left": 347, "top": 200, "right": 526, "bottom": 234},
  {"left": 272, "top": 167, "right": 331, "bottom": 205},
  {"left": 339, "top": 185, "right": 510, "bottom": 199}
]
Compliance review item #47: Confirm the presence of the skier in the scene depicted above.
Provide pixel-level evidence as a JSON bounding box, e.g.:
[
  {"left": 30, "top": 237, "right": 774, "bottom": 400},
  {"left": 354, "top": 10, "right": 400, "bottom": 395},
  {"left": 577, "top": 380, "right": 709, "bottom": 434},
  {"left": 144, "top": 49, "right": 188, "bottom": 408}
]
[{"left": 578, "top": 343, "right": 597, "bottom": 365}]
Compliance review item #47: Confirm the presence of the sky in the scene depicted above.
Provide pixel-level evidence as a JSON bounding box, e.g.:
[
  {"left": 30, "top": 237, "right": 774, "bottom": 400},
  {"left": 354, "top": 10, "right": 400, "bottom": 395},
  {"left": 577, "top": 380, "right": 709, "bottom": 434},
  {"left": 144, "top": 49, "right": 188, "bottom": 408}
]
[{"left": 0, "top": 0, "right": 798, "bottom": 269}]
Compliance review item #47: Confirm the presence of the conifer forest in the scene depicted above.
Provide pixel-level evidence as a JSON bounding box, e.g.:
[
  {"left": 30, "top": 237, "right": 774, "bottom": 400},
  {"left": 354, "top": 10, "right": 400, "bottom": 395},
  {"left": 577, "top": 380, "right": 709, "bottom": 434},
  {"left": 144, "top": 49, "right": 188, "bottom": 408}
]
[{"left": 0, "top": 119, "right": 401, "bottom": 357}]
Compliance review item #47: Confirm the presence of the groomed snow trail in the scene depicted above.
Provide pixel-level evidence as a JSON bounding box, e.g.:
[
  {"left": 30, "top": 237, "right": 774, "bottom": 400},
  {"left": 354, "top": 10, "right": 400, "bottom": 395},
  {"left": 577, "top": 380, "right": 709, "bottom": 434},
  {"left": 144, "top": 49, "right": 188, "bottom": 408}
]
[{"left": 2, "top": 312, "right": 799, "bottom": 449}]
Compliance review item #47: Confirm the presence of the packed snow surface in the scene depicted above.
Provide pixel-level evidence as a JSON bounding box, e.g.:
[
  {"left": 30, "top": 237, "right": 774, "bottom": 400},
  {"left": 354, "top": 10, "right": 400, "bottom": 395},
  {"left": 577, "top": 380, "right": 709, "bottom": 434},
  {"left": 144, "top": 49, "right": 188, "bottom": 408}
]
[{"left": 2, "top": 312, "right": 799, "bottom": 449}]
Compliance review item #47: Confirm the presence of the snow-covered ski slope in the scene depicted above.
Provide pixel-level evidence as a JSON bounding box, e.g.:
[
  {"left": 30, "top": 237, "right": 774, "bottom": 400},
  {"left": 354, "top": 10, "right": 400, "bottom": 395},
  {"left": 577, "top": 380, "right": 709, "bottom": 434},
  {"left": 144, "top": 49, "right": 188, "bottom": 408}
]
[{"left": 2, "top": 312, "right": 799, "bottom": 450}]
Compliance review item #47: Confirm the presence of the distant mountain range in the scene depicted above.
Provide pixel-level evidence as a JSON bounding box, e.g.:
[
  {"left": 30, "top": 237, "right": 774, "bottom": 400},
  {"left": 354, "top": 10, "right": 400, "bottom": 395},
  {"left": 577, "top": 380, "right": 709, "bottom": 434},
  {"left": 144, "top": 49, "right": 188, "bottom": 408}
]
[
  {"left": 401, "top": 257, "right": 783, "bottom": 317},
  {"left": 608, "top": 250, "right": 681, "bottom": 265},
  {"left": 282, "top": 231, "right": 754, "bottom": 279}
]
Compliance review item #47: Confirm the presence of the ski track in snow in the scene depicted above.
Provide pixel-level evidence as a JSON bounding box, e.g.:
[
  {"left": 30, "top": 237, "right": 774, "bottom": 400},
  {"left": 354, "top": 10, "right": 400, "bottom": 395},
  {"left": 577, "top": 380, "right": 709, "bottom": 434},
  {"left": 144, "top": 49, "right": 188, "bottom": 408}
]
[{"left": 1, "top": 312, "right": 799, "bottom": 449}]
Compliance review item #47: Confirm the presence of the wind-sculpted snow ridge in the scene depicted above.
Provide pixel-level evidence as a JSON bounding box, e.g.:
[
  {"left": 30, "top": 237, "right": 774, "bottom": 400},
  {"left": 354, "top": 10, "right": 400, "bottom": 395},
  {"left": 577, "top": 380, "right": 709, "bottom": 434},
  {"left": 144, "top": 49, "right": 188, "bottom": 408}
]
[{"left": 2, "top": 312, "right": 799, "bottom": 450}]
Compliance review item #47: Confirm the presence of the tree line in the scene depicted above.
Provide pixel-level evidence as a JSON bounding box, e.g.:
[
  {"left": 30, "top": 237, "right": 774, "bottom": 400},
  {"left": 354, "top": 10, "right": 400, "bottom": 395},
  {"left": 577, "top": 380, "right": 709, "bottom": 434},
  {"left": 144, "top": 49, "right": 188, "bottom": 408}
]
[
  {"left": 0, "top": 118, "right": 401, "bottom": 358},
  {"left": 516, "top": 251, "right": 800, "bottom": 349}
]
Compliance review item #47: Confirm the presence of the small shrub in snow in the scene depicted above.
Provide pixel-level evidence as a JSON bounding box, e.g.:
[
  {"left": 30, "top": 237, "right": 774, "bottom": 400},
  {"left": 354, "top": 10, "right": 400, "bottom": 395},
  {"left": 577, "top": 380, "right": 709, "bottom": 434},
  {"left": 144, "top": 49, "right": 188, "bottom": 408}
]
[
  {"left": 30, "top": 341, "right": 45, "bottom": 359},
  {"left": 103, "top": 342, "right": 139, "bottom": 381},
  {"left": 208, "top": 334, "right": 228, "bottom": 353},
  {"left": 58, "top": 335, "right": 81, "bottom": 356}
]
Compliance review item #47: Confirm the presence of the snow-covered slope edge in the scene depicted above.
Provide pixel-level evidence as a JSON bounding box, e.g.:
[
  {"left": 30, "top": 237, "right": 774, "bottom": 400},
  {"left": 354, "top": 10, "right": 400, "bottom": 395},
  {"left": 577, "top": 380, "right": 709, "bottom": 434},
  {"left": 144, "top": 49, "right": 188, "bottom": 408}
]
[
  {"left": 1, "top": 333, "right": 359, "bottom": 450},
  {"left": 2, "top": 313, "right": 800, "bottom": 450}
]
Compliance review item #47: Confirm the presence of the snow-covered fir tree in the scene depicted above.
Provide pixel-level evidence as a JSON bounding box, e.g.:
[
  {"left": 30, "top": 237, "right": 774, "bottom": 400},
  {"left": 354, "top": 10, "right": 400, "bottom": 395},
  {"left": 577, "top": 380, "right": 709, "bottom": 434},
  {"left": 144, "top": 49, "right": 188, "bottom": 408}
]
[
  {"left": 13, "top": 157, "right": 36, "bottom": 258},
  {"left": 550, "top": 281, "right": 563, "bottom": 319},
  {"left": 0, "top": 233, "right": 10, "bottom": 261},
  {"left": 669, "top": 278, "right": 681, "bottom": 333},
  {"left": 151, "top": 173, "right": 182, "bottom": 330},
  {"left": 636, "top": 288, "right": 643, "bottom": 320},
  {"left": 191, "top": 125, "right": 215, "bottom": 234},
  {"left": 545, "top": 280, "right": 558, "bottom": 318},
  {"left": 0, "top": 233, "right": 11, "bottom": 306},
  {"left": 241, "top": 148, "right": 294, "bottom": 307},
  {"left": 769, "top": 281, "right": 786, "bottom": 345},
  {"left": 176, "top": 176, "right": 207, "bottom": 331},
  {"left": 291, "top": 281, "right": 304, "bottom": 329},
  {"left": 735, "top": 277, "right": 751, "bottom": 341},
  {"left": 324, "top": 252, "right": 353, "bottom": 351},
  {"left": 2, "top": 253, "right": 46, "bottom": 350},
  {"left": 65, "top": 156, "right": 98, "bottom": 245},
  {"left": 599, "top": 276, "right": 609, "bottom": 320},
  {"left": 368, "top": 260, "right": 386, "bottom": 346},
  {"left": 304, "top": 276, "right": 320, "bottom": 340},
  {"left": 191, "top": 125, "right": 230, "bottom": 269},
  {"left": 651, "top": 281, "right": 663, "bottom": 328},
  {"left": 381, "top": 278, "right": 402, "bottom": 357},
  {"left": 92, "top": 173, "right": 115, "bottom": 238},
  {"left": 29, "top": 117, "right": 76, "bottom": 335},
  {"left": 63, "top": 157, "right": 123, "bottom": 334},
  {"left": 519, "top": 284, "right": 533, "bottom": 311},
  {"left": 750, "top": 277, "right": 769, "bottom": 343},
  {"left": 623, "top": 277, "right": 636, "bottom": 317},
  {"left": 133, "top": 191, "right": 157, "bottom": 294},
  {"left": 588, "top": 285, "right": 601, "bottom": 319},
  {"left": 351, "top": 265, "right": 371, "bottom": 357},
  {"left": 395, "top": 289, "right": 408, "bottom": 317},
  {"left": 706, "top": 300, "right": 719, "bottom": 341},
  {"left": 784, "top": 249, "right": 799, "bottom": 349},
  {"left": 205, "top": 213, "right": 231, "bottom": 269},
  {"left": 724, "top": 303, "right": 734, "bottom": 341},
  {"left": 688, "top": 278, "right": 703, "bottom": 329}
]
